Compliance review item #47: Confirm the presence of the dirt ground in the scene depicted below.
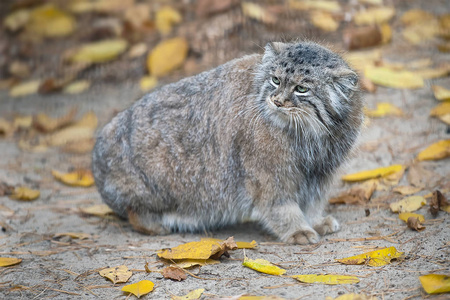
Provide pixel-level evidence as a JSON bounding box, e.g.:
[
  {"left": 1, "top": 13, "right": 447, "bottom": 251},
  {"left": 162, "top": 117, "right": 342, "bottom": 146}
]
[{"left": 1, "top": 0, "right": 450, "bottom": 299}]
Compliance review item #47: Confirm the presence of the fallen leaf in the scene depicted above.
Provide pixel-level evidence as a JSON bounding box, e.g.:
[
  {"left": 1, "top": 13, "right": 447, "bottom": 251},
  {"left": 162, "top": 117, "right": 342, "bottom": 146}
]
[
  {"left": 3, "top": 9, "right": 30, "bottom": 32},
  {"left": 148, "top": 38, "right": 189, "bottom": 77},
  {"left": 0, "top": 182, "right": 14, "bottom": 196},
  {"left": 9, "top": 80, "right": 41, "bottom": 97},
  {"left": 398, "top": 212, "right": 425, "bottom": 223},
  {"left": 364, "top": 103, "right": 403, "bottom": 118},
  {"left": 354, "top": 7, "right": 395, "bottom": 25},
  {"left": 52, "top": 169, "right": 95, "bottom": 187},
  {"left": 419, "top": 274, "right": 450, "bottom": 294},
  {"left": 430, "top": 103, "right": 450, "bottom": 117},
  {"left": 236, "top": 240, "right": 258, "bottom": 249},
  {"left": 406, "top": 216, "right": 425, "bottom": 231},
  {"left": 432, "top": 85, "right": 450, "bottom": 101},
  {"left": 68, "top": 39, "right": 128, "bottom": 64},
  {"left": 402, "top": 19, "right": 439, "bottom": 45},
  {"left": 124, "top": 4, "right": 150, "bottom": 30},
  {"left": 415, "top": 65, "right": 450, "bottom": 79},
  {"left": 328, "top": 293, "right": 378, "bottom": 300},
  {"left": 196, "top": 0, "right": 240, "bottom": 17},
  {"left": 122, "top": 280, "right": 154, "bottom": 298},
  {"left": 243, "top": 257, "right": 286, "bottom": 275},
  {"left": 47, "top": 126, "right": 95, "bottom": 147},
  {"left": 241, "top": 2, "right": 276, "bottom": 24},
  {"left": 9, "top": 61, "right": 30, "bottom": 78},
  {"left": 437, "top": 113, "right": 450, "bottom": 125},
  {"left": 390, "top": 196, "right": 426, "bottom": 213},
  {"left": 13, "top": 115, "right": 33, "bottom": 129},
  {"left": 417, "top": 140, "right": 450, "bottom": 161},
  {"left": 343, "top": 26, "right": 382, "bottom": 50},
  {"left": 292, "top": 274, "right": 359, "bottom": 285},
  {"left": 61, "top": 138, "right": 95, "bottom": 154},
  {"left": 0, "top": 257, "right": 22, "bottom": 267},
  {"left": 289, "top": 0, "right": 341, "bottom": 13},
  {"left": 337, "top": 246, "right": 403, "bottom": 267},
  {"left": 380, "top": 23, "right": 392, "bottom": 44},
  {"left": 53, "top": 232, "right": 91, "bottom": 240},
  {"left": 437, "top": 42, "right": 450, "bottom": 53},
  {"left": 430, "top": 190, "right": 449, "bottom": 216},
  {"left": 407, "top": 164, "right": 438, "bottom": 188},
  {"left": 344, "top": 50, "right": 381, "bottom": 72},
  {"left": 401, "top": 9, "right": 435, "bottom": 25},
  {"left": 99, "top": 265, "right": 132, "bottom": 284},
  {"left": 128, "top": 43, "right": 148, "bottom": 58},
  {"left": 156, "top": 6, "right": 182, "bottom": 35},
  {"left": 9, "top": 187, "right": 40, "bottom": 201},
  {"left": 342, "top": 164, "right": 403, "bottom": 182},
  {"left": 140, "top": 76, "right": 158, "bottom": 92},
  {"left": 74, "top": 111, "right": 98, "bottom": 128},
  {"left": 157, "top": 236, "right": 237, "bottom": 260},
  {"left": 0, "top": 118, "right": 14, "bottom": 137},
  {"left": 80, "top": 204, "right": 114, "bottom": 217},
  {"left": 364, "top": 66, "right": 424, "bottom": 89},
  {"left": 33, "top": 108, "right": 77, "bottom": 133},
  {"left": 172, "top": 259, "right": 220, "bottom": 269},
  {"left": 162, "top": 266, "right": 187, "bottom": 281},
  {"left": 70, "top": 0, "right": 134, "bottom": 14},
  {"left": 171, "top": 288, "right": 204, "bottom": 300},
  {"left": 63, "top": 80, "right": 91, "bottom": 94},
  {"left": 392, "top": 186, "right": 422, "bottom": 195},
  {"left": 26, "top": 4, "right": 76, "bottom": 38},
  {"left": 329, "top": 180, "right": 377, "bottom": 205}
]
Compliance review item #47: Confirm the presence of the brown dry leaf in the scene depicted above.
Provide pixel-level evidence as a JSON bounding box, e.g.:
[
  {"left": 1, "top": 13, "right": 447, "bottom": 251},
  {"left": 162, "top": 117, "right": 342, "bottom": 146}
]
[
  {"left": 26, "top": 4, "right": 76, "bottom": 38},
  {"left": 9, "top": 80, "right": 41, "bottom": 97},
  {"left": 80, "top": 204, "right": 114, "bottom": 217},
  {"left": 402, "top": 19, "right": 439, "bottom": 45},
  {"left": 9, "top": 186, "right": 40, "bottom": 201},
  {"left": 162, "top": 266, "right": 187, "bottom": 281},
  {"left": 430, "top": 190, "right": 449, "bottom": 216},
  {"left": 140, "top": 76, "right": 158, "bottom": 92},
  {"left": 124, "top": 4, "right": 150, "bottom": 29},
  {"left": 407, "top": 164, "right": 438, "bottom": 188},
  {"left": 196, "top": 0, "right": 239, "bottom": 17},
  {"left": 33, "top": 108, "right": 77, "bottom": 133},
  {"left": 62, "top": 138, "right": 95, "bottom": 154},
  {"left": 99, "top": 265, "right": 132, "bottom": 284},
  {"left": 156, "top": 6, "right": 182, "bottom": 35},
  {"left": 68, "top": 39, "right": 128, "bottom": 64},
  {"left": 406, "top": 216, "right": 425, "bottom": 231},
  {"left": 364, "top": 103, "right": 403, "bottom": 118},
  {"left": 147, "top": 38, "right": 189, "bottom": 77},
  {"left": 364, "top": 66, "right": 424, "bottom": 89},
  {"left": 390, "top": 196, "right": 426, "bottom": 213},
  {"left": 0, "top": 118, "right": 14, "bottom": 137},
  {"left": 3, "top": 9, "right": 30, "bottom": 32},
  {"left": 0, "top": 257, "right": 22, "bottom": 267},
  {"left": 417, "top": 140, "right": 450, "bottom": 161},
  {"left": 437, "top": 42, "right": 450, "bottom": 53},
  {"left": 9, "top": 61, "right": 30, "bottom": 78},
  {"left": 329, "top": 180, "right": 377, "bottom": 205},
  {"left": 53, "top": 232, "right": 91, "bottom": 240},
  {"left": 343, "top": 26, "right": 382, "bottom": 50},
  {"left": 241, "top": 2, "right": 276, "bottom": 24},
  {"left": 354, "top": 7, "right": 395, "bottom": 25},
  {"left": 63, "top": 80, "right": 91, "bottom": 94},
  {"left": 289, "top": 0, "right": 341, "bottom": 13},
  {"left": 401, "top": 9, "right": 435, "bottom": 25},
  {"left": 432, "top": 85, "right": 450, "bottom": 102},
  {"left": 392, "top": 186, "right": 422, "bottom": 196},
  {"left": 52, "top": 169, "right": 95, "bottom": 187}
]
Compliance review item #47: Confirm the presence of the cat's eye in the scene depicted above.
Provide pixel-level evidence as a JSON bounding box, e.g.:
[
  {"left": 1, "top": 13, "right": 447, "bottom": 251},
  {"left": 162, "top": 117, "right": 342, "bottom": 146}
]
[
  {"left": 294, "top": 85, "right": 309, "bottom": 94},
  {"left": 271, "top": 76, "right": 280, "bottom": 86}
]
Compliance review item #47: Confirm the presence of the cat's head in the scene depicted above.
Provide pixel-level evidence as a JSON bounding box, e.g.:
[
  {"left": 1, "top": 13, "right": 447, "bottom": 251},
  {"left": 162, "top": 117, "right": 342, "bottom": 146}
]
[{"left": 255, "top": 41, "right": 362, "bottom": 137}]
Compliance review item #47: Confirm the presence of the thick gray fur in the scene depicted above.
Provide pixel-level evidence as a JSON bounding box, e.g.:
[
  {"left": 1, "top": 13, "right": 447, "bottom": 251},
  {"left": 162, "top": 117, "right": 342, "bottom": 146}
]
[{"left": 92, "top": 41, "right": 364, "bottom": 244}]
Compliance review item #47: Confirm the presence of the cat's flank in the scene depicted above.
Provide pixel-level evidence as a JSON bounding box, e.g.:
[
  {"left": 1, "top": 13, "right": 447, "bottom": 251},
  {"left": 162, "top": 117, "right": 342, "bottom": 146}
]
[{"left": 92, "top": 41, "right": 363, "bottom": 244}]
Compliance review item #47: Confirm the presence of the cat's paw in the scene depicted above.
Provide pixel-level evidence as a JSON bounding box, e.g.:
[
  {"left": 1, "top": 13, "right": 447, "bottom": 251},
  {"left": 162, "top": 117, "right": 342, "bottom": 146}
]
[
  {"left": 286, "top": 228, "right": 320, "bottom": 245},
  {"left": 314, "top": 215, "right": 340, "bottom": 236}
]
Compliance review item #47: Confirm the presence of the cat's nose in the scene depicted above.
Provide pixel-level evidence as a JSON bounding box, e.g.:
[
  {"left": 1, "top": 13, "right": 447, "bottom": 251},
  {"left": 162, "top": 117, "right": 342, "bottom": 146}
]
[{"left": 274, "top": 99, "right": 284, "bottom": 107}]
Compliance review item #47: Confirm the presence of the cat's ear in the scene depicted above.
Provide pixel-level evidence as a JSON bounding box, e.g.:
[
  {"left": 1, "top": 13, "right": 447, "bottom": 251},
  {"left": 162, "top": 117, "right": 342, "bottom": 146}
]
[
  {"left": 331, "top": 69, "right": 358, "bottom": 101},
  {"left": 263, "top": 42, "right": 285, "bottom": 63}
]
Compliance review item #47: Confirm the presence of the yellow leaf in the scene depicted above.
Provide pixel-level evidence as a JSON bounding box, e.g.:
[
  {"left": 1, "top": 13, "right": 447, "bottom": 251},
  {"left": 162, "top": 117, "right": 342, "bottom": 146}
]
[
  {"left": 14, "top": 115, "right": 33, "bottom": 129},
  {"left": 331, "top": 293, "right": 378, "bottom": 300},
  {"left": 243, "top": 257, "right": 286, "bottom": 275},
  {"left": 99, "top": 265, "right": 132, "bottom": 284},
  {"left": 69, "top": 39, "right": 128, "bottom": 64},
  {"left": 26, "top": 4, "right": 76, "bottom": 38},
  {"left": 52, "top": 169, "right": 95, "bottom": 187},
  {"left": 398, "top": 212, "right": 425, "bottom": 223},
  {"left": 364, "top": 66, "right": 424, "bottom": 89},
  {"left": 62, "top": 138, "right": 95, "bottom": 154},
  {"left": 148, "top": 38, "right": 188, "bottom": 77},
  {"left": 139, "top": 76, "right": 158, "bottom": 92},
  {"left": 171, "top": 288, "right": 205, "bottom": 300},
  {"left": 415, "top": 65, "right": 450, "bottom": 79},
  {"left": 33, "top": 108, "right": 77, "bottom": 133},
  {"left": 342, "top": 164, "right": 403, "bottom": 182},
  {"left": 390, "top": 196, "right": 426, "bottom": 213},
  {"left": 337, "top": 246, "right": 403, "bottom": 267},
  {"left": 47, "top": 126, "right": 95, "bottom": 146},
  {"left": 156, "top": 6, "right": 182, "bottom": 35},
  {"left": 0, "top": 257, "right": 22, "bottom": 267},
  {"left": 173, "top": 259, "right": 220, "bottom": 269},
  {"left": 9, "top": 187, "right": 40, "bottom": 201},
  {"left": 74, "top": 111, "right": 98, "bottom": 128},
  {"left": 402, "top": 20, "right": 439, "bottom": 45},
  {"left": 80, "top": 204, "right": 114, "bottom": 217},
  {"left": 392, "top": 185, "right": 422, "bottom": 195},
  {"left": 417, "top": 140, "right": 450, "bottom": 161},
  {"left": 432, "top": 85, "right": 450, "bottom": 102},
  {"left": 419, "top": 274, "right": 450, "bottom": 294},
  {"left": 364, "top": 103, "right": 403, "bottom": 118},
  {"left": 292, "top": 274, "right": 359, "bottom": 285},
  {"left": 289, "top": 0, "right": 341, "bottom": 13},
  {"left": 380, "top": 23, "right": 392, "bottom": 44},
  {"left": 239, "top": 297, "right": 286, "bottom": 300},
  {"left": 354, "top": 7, "right": 395, "bottom": 25},
  {"left": 158, "top": 237, "right": 237, "bottom": 260},
  {"left": 438, "top": 114, "right": 450, "bottom": 125},
  {"left": 63, "top": 80, "right": 91, "bottom": 94},
  {"left": 9, "top": 80, "right": 41, "bottom": 97},
  {"left": 401, "top": 9, "right": 435, "bottom": 25},
  {"left": 70, "top": 0, "right": 134, "bottom": 14},
  {"left": 311, "top": 11, "right": 339, "bottom": 32},
  {"left": 241, "top": 2, "right": 276, "bottom": 24},
  {"left": 3, "top": 9, "right": 30, "bottom": 32},
  {"left": 53, "top": 232, "right": 91, "bottom": 240},
  {"left": 236, "top": 240, "right": 258, "bottom": 249},
  {"left": 430, "top": 103, "right": 450, "bottom": 117},
  {"left": 121, "top": 280, "right": 154, "bottom": 298},
  {"left": 344, "top": 50, "right": 381, "bottom": 72}
]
